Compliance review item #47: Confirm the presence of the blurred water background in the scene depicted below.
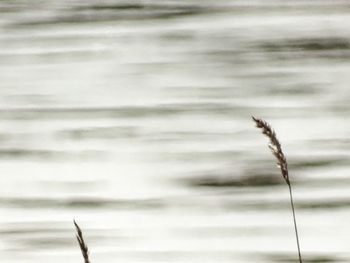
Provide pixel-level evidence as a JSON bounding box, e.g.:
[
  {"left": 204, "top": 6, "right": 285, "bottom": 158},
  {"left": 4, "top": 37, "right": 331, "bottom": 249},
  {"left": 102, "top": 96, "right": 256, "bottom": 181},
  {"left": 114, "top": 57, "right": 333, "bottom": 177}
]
[{"left": 1, "top": 1, "right": 350, "bottom": 262}]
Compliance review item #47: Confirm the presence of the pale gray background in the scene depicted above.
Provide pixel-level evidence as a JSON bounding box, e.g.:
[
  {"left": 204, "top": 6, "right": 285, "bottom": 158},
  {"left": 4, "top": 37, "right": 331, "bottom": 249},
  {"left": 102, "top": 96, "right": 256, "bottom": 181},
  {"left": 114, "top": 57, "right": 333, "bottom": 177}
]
[{"left": 1, "top": 1, "right": 350, "bottom": 262}]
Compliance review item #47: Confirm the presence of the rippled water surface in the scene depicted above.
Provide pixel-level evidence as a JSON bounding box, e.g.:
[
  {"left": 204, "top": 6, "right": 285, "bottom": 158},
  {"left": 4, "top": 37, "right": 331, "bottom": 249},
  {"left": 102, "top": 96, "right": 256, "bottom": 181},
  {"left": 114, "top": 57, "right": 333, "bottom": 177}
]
[{"left": 1, "top": 1, "right": 350, "bottom": 262}]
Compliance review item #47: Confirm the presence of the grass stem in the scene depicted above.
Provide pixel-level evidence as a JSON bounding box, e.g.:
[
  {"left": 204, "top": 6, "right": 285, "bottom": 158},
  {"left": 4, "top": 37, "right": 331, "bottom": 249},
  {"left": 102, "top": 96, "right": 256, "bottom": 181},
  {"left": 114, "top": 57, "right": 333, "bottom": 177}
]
[
  {"left": 252, "top": 116, "right": 302, "bottom": 263},
  {"left": 288, "top": 183, "right": 302, "bottom": 263}
]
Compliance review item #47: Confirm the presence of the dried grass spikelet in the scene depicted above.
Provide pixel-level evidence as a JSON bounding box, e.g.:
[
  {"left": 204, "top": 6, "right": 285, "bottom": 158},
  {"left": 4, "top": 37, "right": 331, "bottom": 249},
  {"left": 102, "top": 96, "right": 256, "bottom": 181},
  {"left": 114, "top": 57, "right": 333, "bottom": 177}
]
[
  {"left": 252, "top": 116, "right": 302, "bottom": 263},
  {"left": 252, "top": 116, "right": 289, "bottom": 185},
  {"left": 74, "top": 220, "right": 91, "bottom": 263}
]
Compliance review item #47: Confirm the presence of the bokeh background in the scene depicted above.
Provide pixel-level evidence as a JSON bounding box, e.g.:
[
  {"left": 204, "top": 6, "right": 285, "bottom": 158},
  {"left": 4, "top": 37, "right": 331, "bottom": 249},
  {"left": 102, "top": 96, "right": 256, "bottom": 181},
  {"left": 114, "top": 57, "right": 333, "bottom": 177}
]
[{"left": 1, "top": 1, "right": 350, "bottom": 262}]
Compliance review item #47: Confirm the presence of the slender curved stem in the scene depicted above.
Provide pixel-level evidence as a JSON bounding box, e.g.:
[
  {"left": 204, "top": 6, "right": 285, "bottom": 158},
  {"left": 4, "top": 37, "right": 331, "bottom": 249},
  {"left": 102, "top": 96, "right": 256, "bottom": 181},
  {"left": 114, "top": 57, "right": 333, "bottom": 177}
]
[{"left": 288, "top": 183, "right": 302, "bottom": 263}]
